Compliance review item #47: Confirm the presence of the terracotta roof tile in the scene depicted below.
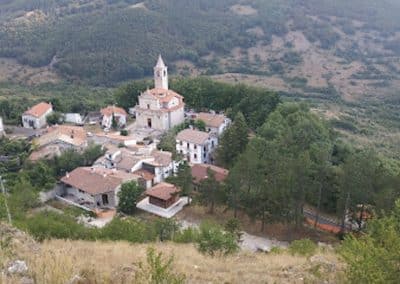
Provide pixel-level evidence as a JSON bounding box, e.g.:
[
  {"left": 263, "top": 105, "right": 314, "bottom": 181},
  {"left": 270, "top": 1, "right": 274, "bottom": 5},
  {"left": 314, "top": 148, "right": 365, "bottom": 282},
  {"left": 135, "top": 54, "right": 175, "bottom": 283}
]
[
  {"left": 146, "top": 182, "right": 180, "bottom": 201},
  {"left": 196, "top": 112, "right": 226, "bottom": 128},
  {"left": 176, "top": 129, "right": 210, "bottom": 145},
  {"left": 133, "top": 169, "right": 155, "bottom": 181},
  {"left": 191, "top": 164, "right": 229, "bottom": 183},
  {"left": 101, "top": 106, "right": 127, "bottom": 117},
  {"left": 36, "top": 125, "right": 87, "bottom": 147},
  {"left": 147, "top": 150, "right": 172, "bottom": 167},
  {"left": 61, "top": 167, "right": 122, "bottom": 195},
  {"left": 23, "top": 102, "right": 52, "bottom": 118}
]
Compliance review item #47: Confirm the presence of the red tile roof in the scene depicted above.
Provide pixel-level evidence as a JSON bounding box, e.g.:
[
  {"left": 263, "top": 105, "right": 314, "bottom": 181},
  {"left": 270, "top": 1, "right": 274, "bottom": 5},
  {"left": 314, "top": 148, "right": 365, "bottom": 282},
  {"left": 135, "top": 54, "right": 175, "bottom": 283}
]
[
  {"left": 61, "top": 167, "right": 138, "bottom": 195},
  {"left": 191, "top": 164, "right": 229, "bottom": 183},
  {"left": 145, "top": 88, "right": 183, "bottom": 103},
  {"left": 101, "top": 106, "right": 127, "bottom": 117},
  {"left": 23, "top": 102, "right": 52, "bottom": 118},
  {"left": 133, "top": 169, "right": 155, "bottom": 181},
  {"left": 146, "top": 182, "right": 180, "bottom": 201},
  {"left": 176, "top": 129, "right": 210, "bottom": 145},
  {"left": 196, "top": 112, "right": 226, "bottom": 128}
]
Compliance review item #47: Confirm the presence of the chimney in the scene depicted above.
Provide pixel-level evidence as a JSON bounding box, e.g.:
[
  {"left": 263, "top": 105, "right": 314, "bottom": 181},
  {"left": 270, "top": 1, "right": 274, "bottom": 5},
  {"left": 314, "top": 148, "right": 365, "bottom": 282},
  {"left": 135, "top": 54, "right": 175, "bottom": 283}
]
[
  {"left": 66, "top": 172, "right": 70, "bottom": 178},
  {"left": 91, "top": 167, "right": 95, "bottom": 173}
]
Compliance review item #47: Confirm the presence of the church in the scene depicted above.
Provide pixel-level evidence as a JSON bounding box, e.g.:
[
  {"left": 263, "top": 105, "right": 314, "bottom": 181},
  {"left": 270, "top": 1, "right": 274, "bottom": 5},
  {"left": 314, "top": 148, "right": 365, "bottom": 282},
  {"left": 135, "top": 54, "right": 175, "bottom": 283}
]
[{"left": 134, "top": 55, "right": 185, "bottom": 131}]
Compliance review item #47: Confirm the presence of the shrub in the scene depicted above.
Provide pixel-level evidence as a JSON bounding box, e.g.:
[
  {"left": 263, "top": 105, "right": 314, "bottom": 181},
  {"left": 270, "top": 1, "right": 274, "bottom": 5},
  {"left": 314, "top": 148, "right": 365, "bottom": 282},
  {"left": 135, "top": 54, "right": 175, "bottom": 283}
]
[
  {"left": 289, "top": 239, "right": 317, "bottom": 257},
  {"left": 22, "top": 211, "right": 95, "bottom": 242},
  {"left": 100, "top": 218, "right": 156, "bottom": 243},
  {"left": 269, "top": 246, "right": 284, "bottom": 254},
  {"left": 153, "top": 218, "right": 180, "bottom": 242},
  {"left": 135, "top": 247, "right": 186, "bottom": 284},
  {"left": 173, "top": 227, "right": 199, "bottom": 243},
  {"left": 196, "top": 221, "right": 239, "bottom": 256}
]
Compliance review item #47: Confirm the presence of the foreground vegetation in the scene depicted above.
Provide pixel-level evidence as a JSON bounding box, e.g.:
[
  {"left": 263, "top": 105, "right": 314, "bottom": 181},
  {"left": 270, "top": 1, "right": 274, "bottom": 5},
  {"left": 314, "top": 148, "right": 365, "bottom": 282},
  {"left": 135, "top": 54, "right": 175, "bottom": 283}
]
[{"left": 0, "top": 222, "right": 343, "bottom": 284}]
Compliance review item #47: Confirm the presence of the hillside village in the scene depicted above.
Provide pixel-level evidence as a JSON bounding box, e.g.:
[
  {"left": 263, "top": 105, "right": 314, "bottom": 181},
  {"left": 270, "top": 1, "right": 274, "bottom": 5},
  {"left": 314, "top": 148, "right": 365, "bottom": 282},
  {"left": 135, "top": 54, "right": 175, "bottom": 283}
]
[
  {"left": 1, "top": 56, "right": 400, "bottom": 283},
  {"left": 1, "top": 55, "right": 233, "bottom": 223}
]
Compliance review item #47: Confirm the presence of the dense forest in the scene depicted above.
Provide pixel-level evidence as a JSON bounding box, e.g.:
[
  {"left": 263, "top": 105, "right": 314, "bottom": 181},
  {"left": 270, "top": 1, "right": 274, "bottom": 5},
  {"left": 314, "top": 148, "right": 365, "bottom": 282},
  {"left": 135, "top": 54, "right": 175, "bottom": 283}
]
[{"left": 0, "top": 0, "right": 400, "bottom": 85}]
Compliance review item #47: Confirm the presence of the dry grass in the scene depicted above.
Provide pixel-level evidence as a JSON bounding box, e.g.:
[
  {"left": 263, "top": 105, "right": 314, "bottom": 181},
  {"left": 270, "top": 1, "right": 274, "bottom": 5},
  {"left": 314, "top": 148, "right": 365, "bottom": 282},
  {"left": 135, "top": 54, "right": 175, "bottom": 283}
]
[
  {"left": 0, "top": 223, "right": 344, "bottom": 283},
  {"left": 3, "top": 239, "right": 343, "bottom": 284}
]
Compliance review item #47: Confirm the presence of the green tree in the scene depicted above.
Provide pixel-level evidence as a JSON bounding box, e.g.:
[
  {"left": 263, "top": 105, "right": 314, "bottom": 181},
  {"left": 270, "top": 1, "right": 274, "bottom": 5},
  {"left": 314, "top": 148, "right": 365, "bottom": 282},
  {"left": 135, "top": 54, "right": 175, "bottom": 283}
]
[
  {"left": 166, "top": 162, "right": 193, "bottom": 202},
  {"left": 340, "top": 199, "right": 400, "bottom": 283},
  {"left": 197, "top": 169, "right": 225, "bottom": 214},
  {"left": 111, "top": 113, "right": 118, "bottom": 129},
  {"left": 196, "top": 221, "right": 239, "bottom": 256},
  {"left": 217, "top": 112, "right": 249, "bottom": 167},
  {"left": 117, "top": 181, "right": 145, "bottom": 214},
  {"left": 46, "top": 112, "right": 63, "bottom": 125},
  {"left": 193, "top": 119, "right": 206, "bottom": 131},
  {"left": 154, "top": 218, "right": 180, "bottom": 242}
]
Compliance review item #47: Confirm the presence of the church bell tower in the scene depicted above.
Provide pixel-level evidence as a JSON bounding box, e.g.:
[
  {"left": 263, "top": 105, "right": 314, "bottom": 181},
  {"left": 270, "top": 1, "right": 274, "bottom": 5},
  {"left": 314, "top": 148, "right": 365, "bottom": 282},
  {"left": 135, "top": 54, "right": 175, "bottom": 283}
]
[{"left": 154, "top": 54, "right": 168, "bottom": 90}]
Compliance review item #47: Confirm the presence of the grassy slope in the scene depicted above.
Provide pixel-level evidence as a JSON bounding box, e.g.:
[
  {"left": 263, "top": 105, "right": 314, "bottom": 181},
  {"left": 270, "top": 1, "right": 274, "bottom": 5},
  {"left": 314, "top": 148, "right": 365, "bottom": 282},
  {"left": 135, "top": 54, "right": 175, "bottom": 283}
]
[{"left": 1, "top": 223, "right": 343, "bottom": 284}]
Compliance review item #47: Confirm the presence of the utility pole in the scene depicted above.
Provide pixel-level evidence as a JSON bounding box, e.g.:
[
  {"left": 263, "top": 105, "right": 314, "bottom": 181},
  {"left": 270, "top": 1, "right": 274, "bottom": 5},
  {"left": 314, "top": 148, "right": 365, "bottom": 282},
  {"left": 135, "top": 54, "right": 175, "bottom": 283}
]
[{"left": 0, "top": 176, "right": 12, "bottom": 225}]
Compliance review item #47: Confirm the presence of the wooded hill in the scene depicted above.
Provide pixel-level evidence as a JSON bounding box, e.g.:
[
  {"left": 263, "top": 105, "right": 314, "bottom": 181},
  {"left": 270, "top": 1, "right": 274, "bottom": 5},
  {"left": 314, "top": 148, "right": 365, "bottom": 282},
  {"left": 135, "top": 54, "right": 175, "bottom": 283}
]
[{"left": 1, "top": 0, "right": 400, "bottom": 90}]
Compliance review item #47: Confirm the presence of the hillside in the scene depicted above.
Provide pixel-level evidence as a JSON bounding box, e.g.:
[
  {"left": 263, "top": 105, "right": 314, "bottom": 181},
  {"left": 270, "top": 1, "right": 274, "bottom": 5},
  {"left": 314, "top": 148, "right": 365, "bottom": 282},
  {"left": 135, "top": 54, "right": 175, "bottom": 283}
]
[
  {"left": 1, "top": 223, "right": 343, "bottom": 284},
  {"left": 0, "top": 0, "right": 399, "bottom": 158},
  {"left": 0, "top": 0, "right": 399, "bottom": 96}
]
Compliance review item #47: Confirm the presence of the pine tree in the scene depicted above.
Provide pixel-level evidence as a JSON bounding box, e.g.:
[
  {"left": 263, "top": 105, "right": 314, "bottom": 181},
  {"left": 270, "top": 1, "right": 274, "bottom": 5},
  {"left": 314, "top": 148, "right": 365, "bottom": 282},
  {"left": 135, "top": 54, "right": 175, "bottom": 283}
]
[{"left": 217, "top": 112, "right": 248, "bottom": 167}]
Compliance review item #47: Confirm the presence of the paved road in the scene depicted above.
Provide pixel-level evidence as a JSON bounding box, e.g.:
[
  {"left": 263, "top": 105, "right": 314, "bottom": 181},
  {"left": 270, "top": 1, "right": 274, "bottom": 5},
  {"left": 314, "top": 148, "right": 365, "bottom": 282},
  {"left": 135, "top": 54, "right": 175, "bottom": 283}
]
[{"left": 303, "top": 208, "right": 352, "bottom": 231}]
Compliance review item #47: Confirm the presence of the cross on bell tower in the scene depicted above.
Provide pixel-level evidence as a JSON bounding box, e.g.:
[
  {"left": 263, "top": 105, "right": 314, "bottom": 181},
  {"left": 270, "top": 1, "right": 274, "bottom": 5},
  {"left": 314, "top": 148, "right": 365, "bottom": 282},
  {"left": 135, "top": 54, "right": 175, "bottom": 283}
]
[{"left": 154, "top": 54, "right": 168, "bottom": 90}]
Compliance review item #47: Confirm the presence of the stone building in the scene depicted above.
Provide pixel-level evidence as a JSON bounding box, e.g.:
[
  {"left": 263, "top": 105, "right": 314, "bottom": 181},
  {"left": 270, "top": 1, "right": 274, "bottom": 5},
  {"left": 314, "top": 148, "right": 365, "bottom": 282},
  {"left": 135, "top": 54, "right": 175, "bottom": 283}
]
[{"left": 135, "top": 55, "right": 185, "bottom": 131}]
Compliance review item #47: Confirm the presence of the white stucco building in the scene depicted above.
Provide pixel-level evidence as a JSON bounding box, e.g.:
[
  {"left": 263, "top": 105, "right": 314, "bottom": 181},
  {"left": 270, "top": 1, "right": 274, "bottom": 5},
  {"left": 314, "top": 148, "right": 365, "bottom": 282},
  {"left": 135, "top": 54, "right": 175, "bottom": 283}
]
[
  {"left": 176, "top": 128, "right": 218, "bottom": 164},
  {"left": 135, "top": 55, "right": 185, "bottom": 131},
  {"left": 100, "top": 106, "right": 127, "bottom": 129},
  {"left": 195, "top": 112, "right": 231, "bottom": 136},
  {"left": 22, "top": 102, "right": 53, "bottom": 129}
]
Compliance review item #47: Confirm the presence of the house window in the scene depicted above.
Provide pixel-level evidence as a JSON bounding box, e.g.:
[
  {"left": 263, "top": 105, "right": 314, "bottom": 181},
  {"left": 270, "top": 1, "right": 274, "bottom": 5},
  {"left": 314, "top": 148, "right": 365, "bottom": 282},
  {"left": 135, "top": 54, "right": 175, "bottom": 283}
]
[
  {"left": 204, "top": 146, "right": 206, "bottom": 151},
  {"left": 194, "top": 145, "right": 197, "bottom": 149},
  {"left": 211, "top": 141, "right": 215, "bottom": 148},
  {"left": 187, "top": 143, "right": 190, "bottom": 148},
  {"left": 194, "top": 154, "right": 197, "bottom": 160},
  {"left": 180, "top": 141, "right": 183, "bottom": 146},
  {"left": 147, "top": 104, "right": 150, "bottom": 109}
]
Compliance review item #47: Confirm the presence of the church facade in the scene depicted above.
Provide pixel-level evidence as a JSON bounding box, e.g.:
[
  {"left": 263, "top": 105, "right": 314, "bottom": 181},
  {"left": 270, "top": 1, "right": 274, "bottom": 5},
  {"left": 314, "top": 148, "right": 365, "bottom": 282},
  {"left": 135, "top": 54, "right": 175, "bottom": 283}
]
[{"left": 135, "top": 55, "right": 185, "bottom": 131}]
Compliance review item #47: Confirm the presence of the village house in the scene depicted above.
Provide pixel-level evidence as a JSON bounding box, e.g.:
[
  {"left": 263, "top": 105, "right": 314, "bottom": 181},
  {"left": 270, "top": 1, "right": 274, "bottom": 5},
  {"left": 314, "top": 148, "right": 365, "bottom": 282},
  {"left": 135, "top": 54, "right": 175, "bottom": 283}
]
[
  {"left": 176, "top": 128, "right": 218, "bottom": 164},
  {"left": 134, "top": 55, "right": 185, "bottom": 131},
  {"left": 85, "top": 111, "right": 102, "bottom": 125},
  {"left": 22, "top": 102, "right": 53, "bottom": 129},
  {"left": 194, "top": 112, "right": 231, "bottom": 136},
  {"left": 64, "top": 113, "right": 83, "bottom": 125},
  {"left": 136, "top": 182, "right": 190, "bottom": 218},
  {"left": 142, "top": 150, "right": 174, "bottom": 183},
  {"left": 100, "top": 105, "right": 128, "bottom": 129},
  {"left": 94, "top": 146, "right": 174, "bottom": 189},
  {"left": 145, "top": 182, "right": 180, "bottom": 209},
  {"left": 29, "top": 125, "right": 88, "bottom": 161},
  {"left": 191, "top": 163, "right": 229, "bottom": 184},
  {"left": 59, "top": 167, "right": 139, "bottom": 210}
]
